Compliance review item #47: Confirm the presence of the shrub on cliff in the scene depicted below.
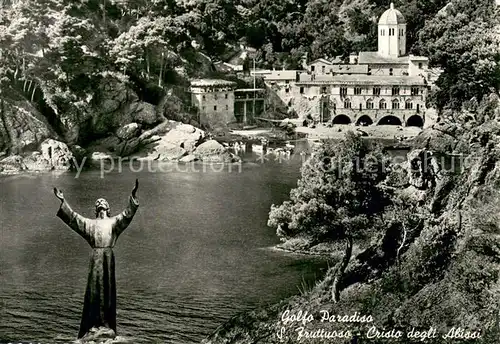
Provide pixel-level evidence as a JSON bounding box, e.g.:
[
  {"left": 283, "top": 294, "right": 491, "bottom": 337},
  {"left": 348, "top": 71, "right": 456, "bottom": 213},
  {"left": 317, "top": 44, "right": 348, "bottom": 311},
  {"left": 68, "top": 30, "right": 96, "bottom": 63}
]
[{"left": 268, "top": 131, "right": 391, "bottom": 301}]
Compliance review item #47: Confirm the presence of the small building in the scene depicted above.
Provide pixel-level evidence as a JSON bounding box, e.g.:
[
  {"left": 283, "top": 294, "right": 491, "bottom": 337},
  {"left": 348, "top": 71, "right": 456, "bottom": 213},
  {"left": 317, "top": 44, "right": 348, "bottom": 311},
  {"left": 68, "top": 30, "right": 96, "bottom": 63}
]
[
  {"left": 189, "top": 79, "right": 237, "bottom": 128},
  {"left": 307, "top": 58, "right": 333, "bottom": 74}
]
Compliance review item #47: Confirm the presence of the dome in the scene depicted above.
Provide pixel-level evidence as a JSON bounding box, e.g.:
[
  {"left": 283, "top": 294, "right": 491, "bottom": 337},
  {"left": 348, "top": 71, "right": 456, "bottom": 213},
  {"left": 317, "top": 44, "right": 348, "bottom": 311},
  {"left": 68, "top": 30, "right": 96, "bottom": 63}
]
[{"left": 378, "top": 3, "right": 406, "bottom": 25}]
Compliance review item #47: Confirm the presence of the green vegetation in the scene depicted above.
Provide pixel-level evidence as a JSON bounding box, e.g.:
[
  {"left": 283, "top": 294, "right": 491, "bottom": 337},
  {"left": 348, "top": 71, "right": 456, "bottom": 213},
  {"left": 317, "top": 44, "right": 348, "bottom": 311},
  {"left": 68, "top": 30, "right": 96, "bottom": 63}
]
[
  {"left": 1, "top": 0, "right": 498, "bottom": 119},
  {"left": 269, "top": 133, "right": 392, "bottom": 301}
]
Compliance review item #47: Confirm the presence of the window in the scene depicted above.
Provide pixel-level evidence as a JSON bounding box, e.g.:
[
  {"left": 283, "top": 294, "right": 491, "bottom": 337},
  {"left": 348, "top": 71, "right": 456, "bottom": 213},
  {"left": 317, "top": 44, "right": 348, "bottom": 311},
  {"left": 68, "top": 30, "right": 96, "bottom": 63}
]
[
  {"left": 373, "top": 87, "right": 381, "bottom": 96},
  {"left": 226, "top": 104, "right": 229, "bottom": 110},
  {"left": 366, "top": 99, "right": 374, "bottom": 109},
  {"left": 344, "top": 99, "right": 351, "bottom": 109},
  {"left": 379, "top": 99, "right": 387, "bottom": 109},
  {"left": 300, "top": 87, "right": 304, "bottom": 94},
  {"left": 405, "top": 100, "right": 413, "bottom": 110},
  {"left": 321, "top": 86, "right": 327, "bottom": 94},
  {"left": 354, "top": 87, "right": 362, "bottom": 95},
  {"left": 311, "top": 66, "right": 315, "bottom": 72},
  {"left": 392, "top": 99, "right": 400, "bottom": 109},
  {"left": 392, "top": 87, "right": 400, "bottom": 95},
  {"left": 340, "top": 87, "right": 348, "bottom": 96},
  {"left": 418, "top": 63, "right": 423, "bottom": 69},
  {"left": 285, "top": 88, "right": 289, "bottom": 93},
  {"left": 214, "top": 93, "right": 218, "bottom": 100},
  {"left": 202, "top": 95, "right": 206, "bottom": 101},
  {"left": 389, "top": 68, "right": 394, "bottom": 76},
  {"left": 225, "top": 93, "right": 228, "bottom": 99},
  {"left": 214, "top": 105, "right": 217, "bottom": 111},
  {"left": 411, "top": 87, "right": 420, "bottom": 96},
  {"left": 322, "top": 66, "right": 325, "bottom": 73},
  {"left": 285, "top": 80, "right": 289, "bottom": 84},
  {"left": 359, "top": 104, "right": 362, "bottom": 111}
]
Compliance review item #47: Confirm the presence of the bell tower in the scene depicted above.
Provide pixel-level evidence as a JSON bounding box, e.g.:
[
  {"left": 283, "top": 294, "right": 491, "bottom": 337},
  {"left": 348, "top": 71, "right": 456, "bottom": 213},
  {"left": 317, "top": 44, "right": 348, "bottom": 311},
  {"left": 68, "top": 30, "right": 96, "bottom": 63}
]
[{"left": 378, "top": 3, "right": 407, "bottom": 57}]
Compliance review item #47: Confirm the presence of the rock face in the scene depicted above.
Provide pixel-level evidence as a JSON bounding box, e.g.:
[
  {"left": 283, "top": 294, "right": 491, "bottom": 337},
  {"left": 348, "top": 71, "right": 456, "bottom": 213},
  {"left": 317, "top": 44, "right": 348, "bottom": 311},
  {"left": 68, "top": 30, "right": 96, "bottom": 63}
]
[
  {"left": 40, "top": 77, "right": 163, "bottom": 146},
  {"left": 0, "top": 139, "right": 74, "bottom": 174},
  {"left": 127, "top": 121, "right": 206, "bottom": 161},
  {"left": 193, "top": 140, "right": 240, "bottom": 163},
  {"left": 89, "top": 78, "right": 163, "bottom": 139},
  {"left": 0, "top": 97, "right": 53, "bottom": 155},
  {"left": 116, "top": 123, "right": 141, "bottom": 141},
  {"left": 0, "top": 155, "right": 27, "bottom": 173}
]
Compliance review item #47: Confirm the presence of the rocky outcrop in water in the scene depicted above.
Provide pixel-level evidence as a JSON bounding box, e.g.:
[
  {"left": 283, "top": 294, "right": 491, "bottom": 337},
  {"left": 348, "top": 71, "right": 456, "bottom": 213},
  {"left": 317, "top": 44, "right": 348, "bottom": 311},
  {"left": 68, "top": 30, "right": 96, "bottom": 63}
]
[{"left": 0, "top": 139, "right": 74, "bottom": 174}]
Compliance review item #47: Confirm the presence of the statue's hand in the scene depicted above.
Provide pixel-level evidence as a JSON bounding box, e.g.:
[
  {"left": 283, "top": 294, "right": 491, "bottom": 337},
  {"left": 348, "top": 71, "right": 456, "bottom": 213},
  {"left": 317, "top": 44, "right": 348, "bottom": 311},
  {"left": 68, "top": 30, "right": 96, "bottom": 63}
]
[
  {"left": 53, "top": 187, "right": 64, "bottom": 202},
  {"left": 132, "top": 178, "right": 139, "bottom": 198}
]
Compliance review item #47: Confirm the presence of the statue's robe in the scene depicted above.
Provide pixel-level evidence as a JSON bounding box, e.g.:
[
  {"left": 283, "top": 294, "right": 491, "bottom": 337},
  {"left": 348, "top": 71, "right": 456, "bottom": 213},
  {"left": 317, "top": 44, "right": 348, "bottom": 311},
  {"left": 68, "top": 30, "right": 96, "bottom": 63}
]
[{"left": 57, "top": 196, "right": 139, "bottom": 338}]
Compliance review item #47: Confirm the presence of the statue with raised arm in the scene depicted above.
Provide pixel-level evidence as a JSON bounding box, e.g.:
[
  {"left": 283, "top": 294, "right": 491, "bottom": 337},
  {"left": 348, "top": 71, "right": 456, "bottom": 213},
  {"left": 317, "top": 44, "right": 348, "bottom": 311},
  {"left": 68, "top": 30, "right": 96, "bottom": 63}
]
[{"left": 54, "top": 179, "right": 140, "bottom": 339}]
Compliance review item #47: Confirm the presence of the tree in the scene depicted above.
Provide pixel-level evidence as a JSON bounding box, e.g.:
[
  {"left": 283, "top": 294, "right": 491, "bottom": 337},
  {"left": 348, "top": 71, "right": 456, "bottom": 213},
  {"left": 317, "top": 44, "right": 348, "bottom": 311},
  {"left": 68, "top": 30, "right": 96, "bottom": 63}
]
[
  {"left": 417, "top": 0, "right": 499, "bottom": 109},
  {"left": 268, "top": 132, "right": 391, "bottom": 302}
]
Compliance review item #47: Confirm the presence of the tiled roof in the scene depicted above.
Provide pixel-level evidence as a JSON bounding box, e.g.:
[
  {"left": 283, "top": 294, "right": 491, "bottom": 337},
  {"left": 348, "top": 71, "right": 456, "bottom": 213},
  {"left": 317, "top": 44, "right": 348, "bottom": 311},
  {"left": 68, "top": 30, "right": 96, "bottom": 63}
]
[
  {"left": 190, "top": 79, "right": 237, "bottom": 87},
  {"left": 358, "top": 52, "right": 409, "bottom": 65},
  {"left": 296, "top": 75, "right": 426, "bottom": 86},
  {"left": 330, "top": 64, "right": 369, "bottom": 74},
  {"left": 308, "top": 58, "right": 333, "bottom": 65},
  {"left": 408, "top": 55, "right": 429, "bottom": 61},
  {"left": 264, "top": 70, "right": 298, "bottom": 80}
]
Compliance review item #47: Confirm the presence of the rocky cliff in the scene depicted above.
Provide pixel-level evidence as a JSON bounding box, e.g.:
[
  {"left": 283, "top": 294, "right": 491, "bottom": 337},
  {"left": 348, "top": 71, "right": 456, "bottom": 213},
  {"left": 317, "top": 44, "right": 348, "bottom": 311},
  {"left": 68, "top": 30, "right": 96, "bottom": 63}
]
[{"left": 202, "top": 93, "right": 500, "bottom": 344}]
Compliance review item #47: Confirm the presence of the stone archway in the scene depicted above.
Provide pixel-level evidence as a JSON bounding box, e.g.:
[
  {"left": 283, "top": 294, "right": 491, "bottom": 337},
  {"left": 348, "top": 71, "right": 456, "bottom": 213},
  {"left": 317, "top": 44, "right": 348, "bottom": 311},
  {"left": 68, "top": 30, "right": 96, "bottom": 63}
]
[
  {"left": 378, "top": 115, "right": 402, "bottom": 126},
  {"left": 406, "top": 115, "right": 424, "bottom": 127},
  {"left": 356, "top": 115, "right": 373, "bottom": 126},
  {"left": 332, "top": 114, "right": 352, "bottom": 125}
]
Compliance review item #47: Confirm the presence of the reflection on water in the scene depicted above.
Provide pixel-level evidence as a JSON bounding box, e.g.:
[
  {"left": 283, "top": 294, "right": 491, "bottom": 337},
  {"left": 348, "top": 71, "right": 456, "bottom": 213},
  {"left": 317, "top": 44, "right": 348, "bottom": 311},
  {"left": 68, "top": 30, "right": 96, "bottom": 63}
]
[{"left": 0, "top": 154, "right": 327, "bottom": 343}]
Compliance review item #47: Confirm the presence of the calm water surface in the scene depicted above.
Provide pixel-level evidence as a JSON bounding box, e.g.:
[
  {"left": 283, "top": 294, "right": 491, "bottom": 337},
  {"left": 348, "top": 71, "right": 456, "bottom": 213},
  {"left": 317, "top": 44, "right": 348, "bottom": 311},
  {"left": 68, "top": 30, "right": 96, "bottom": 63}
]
[{"left": 0, "top": 153, "right": 328, "bottom": 343}]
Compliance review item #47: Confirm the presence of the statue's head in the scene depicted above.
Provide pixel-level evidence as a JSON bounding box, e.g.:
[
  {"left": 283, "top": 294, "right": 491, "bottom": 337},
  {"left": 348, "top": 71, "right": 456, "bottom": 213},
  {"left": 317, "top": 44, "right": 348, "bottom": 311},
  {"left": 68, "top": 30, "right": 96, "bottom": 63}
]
[{"left": 95, "top": 198, "right": 110, "bottom": 217}]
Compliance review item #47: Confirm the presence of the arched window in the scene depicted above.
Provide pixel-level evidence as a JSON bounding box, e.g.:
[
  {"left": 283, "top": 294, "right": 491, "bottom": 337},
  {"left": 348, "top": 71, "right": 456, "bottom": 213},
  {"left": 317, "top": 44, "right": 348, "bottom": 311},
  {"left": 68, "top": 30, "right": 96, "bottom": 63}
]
[
  {"left": 344, "top": 99, "right": 351, "bottom": 109},
  {"left": 366, "top": 99, "right": 374, "bottom": 109},
  {"left": 379, "top": 99, "right": 387, "bottom": 109},
  {"left": 405, "top": 99, "right": 413, "bottom": 110},
  {"left": 389, "top": 68, "right": 394, "bottom": 76},
  {"left": 392, "top": 99, "right": 400, "bottom": 110}
]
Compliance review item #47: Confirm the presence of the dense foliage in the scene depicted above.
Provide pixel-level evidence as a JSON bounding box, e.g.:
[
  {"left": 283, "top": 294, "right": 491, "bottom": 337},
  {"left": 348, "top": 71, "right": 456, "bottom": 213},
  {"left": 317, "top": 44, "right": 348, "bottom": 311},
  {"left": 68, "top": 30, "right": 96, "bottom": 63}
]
[
  {"left": 1, "top": 0, "right": 498, "bottom": 113},
  {"left": 268, "top": 132, "right": 391, "bottom": 242},
  {"left": 417, "top": 0, "right": 500, "bottom": 109}
]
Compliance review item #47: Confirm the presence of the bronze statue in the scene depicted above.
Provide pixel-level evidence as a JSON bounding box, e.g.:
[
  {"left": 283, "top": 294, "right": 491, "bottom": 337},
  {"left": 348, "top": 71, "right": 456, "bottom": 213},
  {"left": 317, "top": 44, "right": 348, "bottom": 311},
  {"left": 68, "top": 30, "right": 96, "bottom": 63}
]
[{"left": 53, "top": 179, "right": 139, "bottom": 339}]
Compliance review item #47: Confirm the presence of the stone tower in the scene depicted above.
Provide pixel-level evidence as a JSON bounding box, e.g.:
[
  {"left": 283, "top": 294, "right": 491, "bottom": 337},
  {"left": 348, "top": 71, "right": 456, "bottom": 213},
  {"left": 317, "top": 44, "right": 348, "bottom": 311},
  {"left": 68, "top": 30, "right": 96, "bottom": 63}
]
[{"left": 378, "top": 3, "right": 407, "bottom": 57}]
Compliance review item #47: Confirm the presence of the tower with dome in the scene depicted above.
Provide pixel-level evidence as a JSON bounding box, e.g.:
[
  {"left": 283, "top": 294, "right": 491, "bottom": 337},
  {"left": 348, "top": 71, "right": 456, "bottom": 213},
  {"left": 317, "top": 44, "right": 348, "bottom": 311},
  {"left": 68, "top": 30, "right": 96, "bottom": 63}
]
[
  {"left": 258, "top": 2, "right": 442, "bottom": 128},
  {"left": 378, "top": 2, "right": 407, "bottom": 57}
]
